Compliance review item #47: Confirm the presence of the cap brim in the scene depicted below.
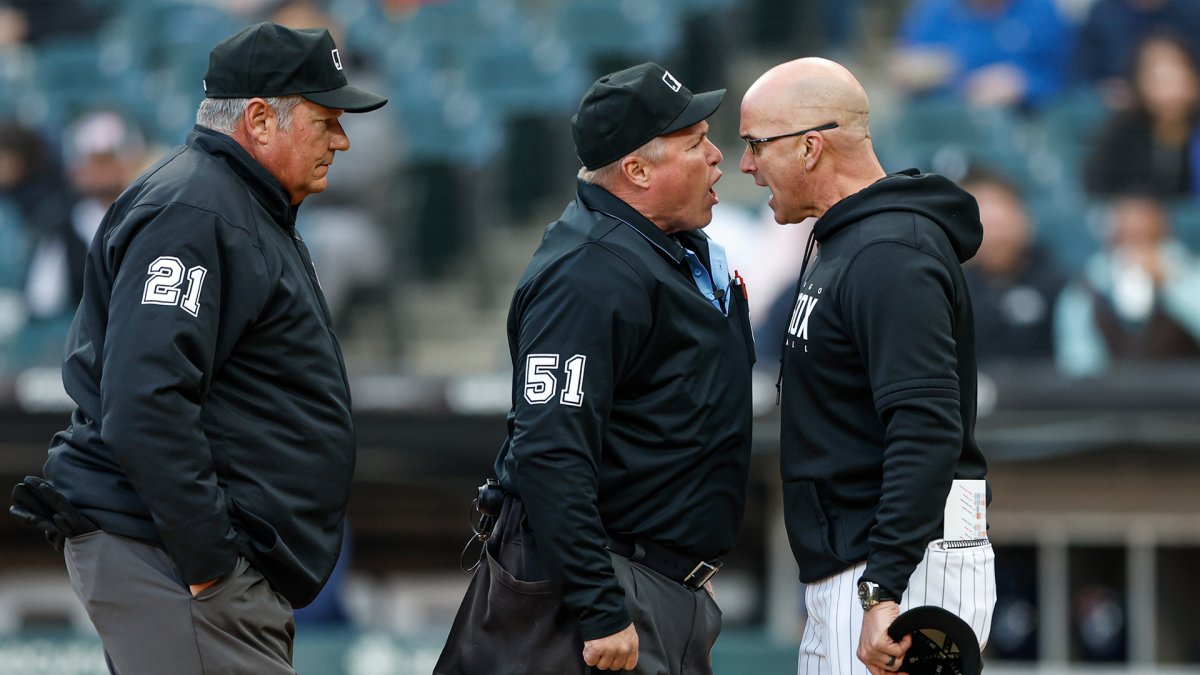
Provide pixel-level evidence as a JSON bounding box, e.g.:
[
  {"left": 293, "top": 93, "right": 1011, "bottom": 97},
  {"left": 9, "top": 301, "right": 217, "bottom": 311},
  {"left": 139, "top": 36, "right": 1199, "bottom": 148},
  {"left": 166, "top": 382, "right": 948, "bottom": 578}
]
[
  {"left": 303, "top": 84, "right": 388, "bottom": 113},
  {"left": 887, "top": 606, "right": 982, "bottom": 675},
  {"left": 661, "top": 88, "right": 725, "bottom": 135}
]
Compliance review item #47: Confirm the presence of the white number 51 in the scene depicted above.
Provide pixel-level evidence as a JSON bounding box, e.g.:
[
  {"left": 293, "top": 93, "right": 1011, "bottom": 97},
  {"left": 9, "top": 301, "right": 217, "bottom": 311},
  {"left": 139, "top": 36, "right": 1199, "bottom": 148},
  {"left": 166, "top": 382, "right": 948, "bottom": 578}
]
[{"left": 524, "top": 353, "right": 586, "bottom": 407}]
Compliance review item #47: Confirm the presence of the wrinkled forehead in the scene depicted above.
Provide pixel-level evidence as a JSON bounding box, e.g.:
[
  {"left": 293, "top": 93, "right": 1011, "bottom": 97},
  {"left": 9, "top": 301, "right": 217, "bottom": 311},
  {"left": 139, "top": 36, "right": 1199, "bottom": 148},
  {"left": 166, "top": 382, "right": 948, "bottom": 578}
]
[{"left": 739, "top": 90, "right": 792, "bottom": 133}]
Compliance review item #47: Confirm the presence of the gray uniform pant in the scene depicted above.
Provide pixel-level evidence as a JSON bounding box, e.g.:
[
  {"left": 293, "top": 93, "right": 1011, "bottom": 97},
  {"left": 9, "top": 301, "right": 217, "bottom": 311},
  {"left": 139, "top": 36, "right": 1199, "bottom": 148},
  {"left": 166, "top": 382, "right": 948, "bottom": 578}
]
[
  {"left": 436, "top": 498, "right": 723, "bottom": 675},
  {"left": 64, "top": 530, "right": 295, "bottom": 675},
  {"left": 610, "top": 553, "right": 723, "bottom": 675}
]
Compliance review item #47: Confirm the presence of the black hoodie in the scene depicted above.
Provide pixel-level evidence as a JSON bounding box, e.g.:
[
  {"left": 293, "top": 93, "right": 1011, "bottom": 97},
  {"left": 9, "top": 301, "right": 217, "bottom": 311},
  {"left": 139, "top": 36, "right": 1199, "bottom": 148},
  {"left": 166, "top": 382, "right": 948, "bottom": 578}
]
[{"left": 777, "top": 169, "right": 987, "bottom": 599}]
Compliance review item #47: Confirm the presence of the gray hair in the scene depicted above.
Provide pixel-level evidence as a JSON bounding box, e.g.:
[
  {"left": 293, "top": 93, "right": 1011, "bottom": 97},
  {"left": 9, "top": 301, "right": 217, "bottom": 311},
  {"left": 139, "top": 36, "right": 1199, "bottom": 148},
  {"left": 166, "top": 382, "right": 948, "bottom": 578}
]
[
  {"left": 195, "top": 96, "right": 303, "bottom": 135},
  {"left": 577, "top": 136, "right": 668, "bottom": 186}
]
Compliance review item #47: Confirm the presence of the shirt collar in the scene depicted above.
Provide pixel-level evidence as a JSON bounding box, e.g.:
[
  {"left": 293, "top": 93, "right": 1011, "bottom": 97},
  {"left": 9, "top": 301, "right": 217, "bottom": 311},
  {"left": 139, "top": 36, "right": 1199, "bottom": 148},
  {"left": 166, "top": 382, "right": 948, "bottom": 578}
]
[
  {"left": 189, "top": 125, "right": 296, "bottom": 227},
  {"left": 575, "top": 179, "right": 686, "bottom": 264}
]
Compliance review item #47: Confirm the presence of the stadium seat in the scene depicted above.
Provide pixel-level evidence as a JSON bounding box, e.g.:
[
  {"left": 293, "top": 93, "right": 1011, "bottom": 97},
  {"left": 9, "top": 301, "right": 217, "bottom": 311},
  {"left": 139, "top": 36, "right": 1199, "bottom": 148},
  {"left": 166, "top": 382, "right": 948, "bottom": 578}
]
[
  {"left": 876, "top": 97, "right": 1031, "bottom": 185},
  {"left": 1027, "top": 190, "right": 1100, "bottom": 275},
  {"left": 99, "top": 1, "right": 238, "bottom": 142},
  {"left": 386, "top": 65, "right": 502, "bottom": 167},
  {"left": 551, "top": 0, "right": 681, "bottom": 75},
  {"left": 0, "top": 199, "right": 28, "bottom": 291},
  {"left": 0, "top": 197, "right": 33, "bottom": 369},
  {"left": 1167, "top": 199, "right": 1200, "bottom": 252},
  {"left": 1035, "top": 88, "right": 1108, "bottom": 169},
  {"left": 331, "top": 0, "right": 398, "bottom": 58},
  {"left": 28, "top": 38, "right": 117, "bottom": 129},
  {"left": 394, "top": 0, "right": 526, "bottom": 72},
  {"left": 462, "top": 40, "right": 588, "bottom": 116}
]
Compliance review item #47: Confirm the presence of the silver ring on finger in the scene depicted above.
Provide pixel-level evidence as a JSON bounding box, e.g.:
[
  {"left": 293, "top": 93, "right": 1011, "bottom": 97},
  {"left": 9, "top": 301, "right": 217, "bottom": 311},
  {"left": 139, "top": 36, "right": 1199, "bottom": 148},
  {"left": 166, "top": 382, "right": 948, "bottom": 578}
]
[{"left": 886, "top": 654, "right": 896, "bottom": 668}]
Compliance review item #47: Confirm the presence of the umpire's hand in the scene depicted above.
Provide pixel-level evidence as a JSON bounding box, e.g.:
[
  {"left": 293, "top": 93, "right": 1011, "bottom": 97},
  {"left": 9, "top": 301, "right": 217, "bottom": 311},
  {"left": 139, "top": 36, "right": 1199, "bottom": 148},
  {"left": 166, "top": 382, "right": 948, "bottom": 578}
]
[{"left": 582, "top": 623, "right": 638, "bottom": 671}]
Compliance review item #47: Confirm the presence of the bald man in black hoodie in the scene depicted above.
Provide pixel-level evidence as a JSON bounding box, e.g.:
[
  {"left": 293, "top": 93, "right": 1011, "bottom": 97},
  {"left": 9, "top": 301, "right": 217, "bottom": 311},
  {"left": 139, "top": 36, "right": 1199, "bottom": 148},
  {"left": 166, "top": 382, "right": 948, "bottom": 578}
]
[{"left": 738, "top": 58, "right": 996, "bottom": 675}]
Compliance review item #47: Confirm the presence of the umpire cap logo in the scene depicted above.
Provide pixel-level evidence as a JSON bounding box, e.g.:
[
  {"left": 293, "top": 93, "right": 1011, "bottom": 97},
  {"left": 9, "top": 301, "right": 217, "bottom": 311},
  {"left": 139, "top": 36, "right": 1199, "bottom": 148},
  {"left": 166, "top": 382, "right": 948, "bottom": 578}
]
[
  {"left": 331, "top": 48, "right": 343, "bottom": 71},
  {"left": 662, "top": 70, "right": 682, "bottom": 92}
]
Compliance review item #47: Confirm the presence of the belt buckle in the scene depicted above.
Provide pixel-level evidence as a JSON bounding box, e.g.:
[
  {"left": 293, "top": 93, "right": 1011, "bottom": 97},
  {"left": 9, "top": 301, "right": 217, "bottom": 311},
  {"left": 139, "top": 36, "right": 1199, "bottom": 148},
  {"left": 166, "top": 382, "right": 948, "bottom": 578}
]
[{"left": 682, "top": 560, "right": 721, "bottom": 590}]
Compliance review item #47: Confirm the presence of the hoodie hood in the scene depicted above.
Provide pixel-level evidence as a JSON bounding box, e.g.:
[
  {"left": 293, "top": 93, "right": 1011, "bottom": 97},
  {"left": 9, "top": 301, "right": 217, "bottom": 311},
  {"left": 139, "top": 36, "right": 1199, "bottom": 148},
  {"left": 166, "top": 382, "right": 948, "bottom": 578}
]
[{"left": 814, "top": 169, "right": 982, "bottom": 263}]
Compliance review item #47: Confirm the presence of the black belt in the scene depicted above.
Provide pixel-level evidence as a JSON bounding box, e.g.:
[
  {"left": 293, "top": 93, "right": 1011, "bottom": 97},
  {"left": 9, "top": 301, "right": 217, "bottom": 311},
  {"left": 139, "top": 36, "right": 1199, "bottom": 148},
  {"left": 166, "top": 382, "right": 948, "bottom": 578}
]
[{"left": 605, "top": 536, "right": 721, "bottom": 591}]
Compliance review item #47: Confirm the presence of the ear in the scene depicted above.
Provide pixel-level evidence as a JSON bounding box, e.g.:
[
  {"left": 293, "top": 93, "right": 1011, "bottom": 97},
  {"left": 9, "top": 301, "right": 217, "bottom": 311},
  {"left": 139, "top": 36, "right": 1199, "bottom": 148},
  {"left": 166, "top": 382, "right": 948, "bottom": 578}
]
[
  {"left": 620, "top": 154, "right": 653, "bottom": 189},
  {"left": 242, "top": 98, "right": 275, "bottom": 145},
  {"left": 801, "top": 133, "right": 825, "bottom": 171}
]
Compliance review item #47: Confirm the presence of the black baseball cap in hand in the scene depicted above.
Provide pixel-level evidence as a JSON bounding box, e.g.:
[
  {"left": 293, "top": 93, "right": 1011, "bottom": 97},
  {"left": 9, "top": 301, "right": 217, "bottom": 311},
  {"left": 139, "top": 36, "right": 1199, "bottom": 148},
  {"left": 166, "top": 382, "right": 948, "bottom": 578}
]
[
  {"left": 572, "top": 62, "right": 724, "bottom": 170},
  {"left": 203, "top": 22, "right": 387, "bottom": 113},
  {"left": 887, "top": 606, "right": 983, "bottom": 675}
]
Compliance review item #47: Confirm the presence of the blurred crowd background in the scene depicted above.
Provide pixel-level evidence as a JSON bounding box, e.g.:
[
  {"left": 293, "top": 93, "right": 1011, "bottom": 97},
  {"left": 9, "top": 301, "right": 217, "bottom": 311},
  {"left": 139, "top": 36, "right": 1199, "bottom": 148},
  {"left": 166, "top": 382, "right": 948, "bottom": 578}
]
[
  {"left": 2, "top": 0, "right": 1200, "bottom": 673},
  {"left": 2, "top": 0, "right": 1200, "bottom": 384},
  {"left": 3, "top": 0, "right": 1200, "bottom": 383}
]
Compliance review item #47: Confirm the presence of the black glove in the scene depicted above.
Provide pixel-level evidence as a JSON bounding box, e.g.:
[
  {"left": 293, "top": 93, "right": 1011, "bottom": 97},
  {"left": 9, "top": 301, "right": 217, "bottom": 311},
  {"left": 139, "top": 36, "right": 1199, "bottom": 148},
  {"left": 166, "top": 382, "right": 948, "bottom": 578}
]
[{"left": 10, "top": 476, "right": 98, "bottom": 551}]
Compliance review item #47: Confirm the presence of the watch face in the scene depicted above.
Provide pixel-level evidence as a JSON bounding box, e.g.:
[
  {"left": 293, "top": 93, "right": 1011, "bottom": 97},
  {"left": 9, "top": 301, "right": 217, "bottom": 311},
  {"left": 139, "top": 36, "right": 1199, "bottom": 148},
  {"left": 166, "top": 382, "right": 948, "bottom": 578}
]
[{"left": 858, "top": 581, "right": 876, "bottom": 608}]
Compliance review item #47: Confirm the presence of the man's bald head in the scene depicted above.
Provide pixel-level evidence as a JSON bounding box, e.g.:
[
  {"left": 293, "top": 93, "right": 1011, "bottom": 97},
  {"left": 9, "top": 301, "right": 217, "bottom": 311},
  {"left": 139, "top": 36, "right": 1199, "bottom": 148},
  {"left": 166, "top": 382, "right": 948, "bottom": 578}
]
[
  {"left": 741, "top": 57, "right": 871, "bottom": 136},
  {"left": 738, "top": 57, "right": 885, "bottom": 223}
]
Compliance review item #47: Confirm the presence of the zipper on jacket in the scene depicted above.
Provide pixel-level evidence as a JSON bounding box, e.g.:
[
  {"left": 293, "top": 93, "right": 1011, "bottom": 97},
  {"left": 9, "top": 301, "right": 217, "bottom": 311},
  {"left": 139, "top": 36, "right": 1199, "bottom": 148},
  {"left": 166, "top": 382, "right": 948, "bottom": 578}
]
[{"left": 290, "top": 231, "right": 353, "bottom": 396}]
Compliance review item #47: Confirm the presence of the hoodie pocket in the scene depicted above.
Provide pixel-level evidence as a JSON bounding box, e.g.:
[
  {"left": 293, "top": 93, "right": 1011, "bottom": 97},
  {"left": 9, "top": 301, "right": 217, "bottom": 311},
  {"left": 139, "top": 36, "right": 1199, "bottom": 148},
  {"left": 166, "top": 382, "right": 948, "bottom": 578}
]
[{"left": 781, "top": 480, "right": 855, "bottom": 579}]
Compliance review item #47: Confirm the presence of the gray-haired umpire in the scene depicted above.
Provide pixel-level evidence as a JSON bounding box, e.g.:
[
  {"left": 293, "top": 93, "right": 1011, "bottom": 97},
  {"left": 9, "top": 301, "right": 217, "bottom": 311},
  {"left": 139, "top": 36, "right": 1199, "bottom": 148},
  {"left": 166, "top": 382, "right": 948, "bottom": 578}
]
[
  {"left": 7, "top": 22, "right": 385, "bottom": 675},
  {"left": 435, "top": 63, "right": 754, "bottom": 674}
]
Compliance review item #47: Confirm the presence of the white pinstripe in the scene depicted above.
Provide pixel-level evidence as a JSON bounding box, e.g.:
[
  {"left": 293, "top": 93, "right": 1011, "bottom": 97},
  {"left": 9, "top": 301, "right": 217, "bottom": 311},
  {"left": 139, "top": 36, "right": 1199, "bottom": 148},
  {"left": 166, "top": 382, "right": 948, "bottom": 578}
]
[{"left": 797, "top": 541, "right": 996, "bottom": 675}]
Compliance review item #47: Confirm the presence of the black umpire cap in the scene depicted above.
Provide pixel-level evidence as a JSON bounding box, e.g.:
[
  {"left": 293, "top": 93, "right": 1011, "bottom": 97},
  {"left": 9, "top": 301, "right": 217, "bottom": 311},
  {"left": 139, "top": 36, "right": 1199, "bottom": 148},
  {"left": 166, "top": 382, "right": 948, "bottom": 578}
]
[
  {"left": 887, "top": 605, "right": 983, "bottom": 675},
  {"left": 203, "top": 22, "right": 387, "bottom": 113},
  {"left": 572, "top": 62, "right": 724, "bottom": 170}
]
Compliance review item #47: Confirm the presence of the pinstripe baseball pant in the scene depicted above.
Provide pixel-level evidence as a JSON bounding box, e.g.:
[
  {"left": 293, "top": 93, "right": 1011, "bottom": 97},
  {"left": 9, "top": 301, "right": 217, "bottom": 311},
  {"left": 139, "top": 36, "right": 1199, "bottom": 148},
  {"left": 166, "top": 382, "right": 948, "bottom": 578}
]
[{"left": 797, "top": 539, "right": 996, "bottom": 675}]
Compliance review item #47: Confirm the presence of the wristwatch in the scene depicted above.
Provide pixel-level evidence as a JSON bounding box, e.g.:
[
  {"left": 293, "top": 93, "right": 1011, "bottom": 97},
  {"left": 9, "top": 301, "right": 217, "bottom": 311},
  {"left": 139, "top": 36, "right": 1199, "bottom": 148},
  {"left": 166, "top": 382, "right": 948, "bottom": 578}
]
[{"left": 857, "top": 580, "right": 894, "bottom": 610}]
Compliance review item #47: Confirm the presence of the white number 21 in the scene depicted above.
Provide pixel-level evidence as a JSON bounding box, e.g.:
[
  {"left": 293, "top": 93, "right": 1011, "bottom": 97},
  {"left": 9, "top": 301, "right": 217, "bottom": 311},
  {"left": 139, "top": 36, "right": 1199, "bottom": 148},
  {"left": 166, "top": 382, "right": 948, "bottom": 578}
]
[
  {"left": 142, "top": 256, "right": 208, "bottom": 317},
  {"left": 524, "top": 354, "right": 586, "bottom": 407}
]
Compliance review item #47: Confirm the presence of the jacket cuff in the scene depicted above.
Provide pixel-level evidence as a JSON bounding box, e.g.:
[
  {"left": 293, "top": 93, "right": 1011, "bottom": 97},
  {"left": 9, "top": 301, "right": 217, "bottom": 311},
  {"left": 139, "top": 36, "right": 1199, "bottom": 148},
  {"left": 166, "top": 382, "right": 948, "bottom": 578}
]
[
  {"left": 863, "top": 547, "right": 921, "bottom": 601},
  {"left": 158, "top": 512, "right": 239, "bottom": 584},
  {"left": 578, "top": 611, "right": 633, "bottom": 642}
]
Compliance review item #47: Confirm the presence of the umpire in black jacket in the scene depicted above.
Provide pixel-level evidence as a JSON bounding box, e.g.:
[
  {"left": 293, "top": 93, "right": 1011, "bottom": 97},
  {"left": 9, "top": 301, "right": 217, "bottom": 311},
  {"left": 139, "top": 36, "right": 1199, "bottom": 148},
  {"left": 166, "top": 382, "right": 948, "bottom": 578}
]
[
  {"left": 9, "top": 23, "right": 385, "bottom": 675},
  {"left": 436, "top": 64, "right": 755, "bottom": 675}
]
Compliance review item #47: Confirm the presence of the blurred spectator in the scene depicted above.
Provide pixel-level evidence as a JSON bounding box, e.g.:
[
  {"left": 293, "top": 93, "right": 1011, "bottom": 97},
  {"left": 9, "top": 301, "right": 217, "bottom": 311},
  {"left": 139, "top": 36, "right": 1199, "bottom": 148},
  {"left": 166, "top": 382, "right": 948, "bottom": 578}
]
[
  {"left": 0, "top": 120, "right": 71, "bottom": 235},
  {"left": 891, "top": 0, "right": 1072, "bottom": 109},
  {"left": 961, "top": 167, "right": 1065, "bottom": 363},
  {"left": 748, "top": 0, "right": 863, "bottom": 60},
  {"left": 0, "top": 122, "right": 69, "bottom": 367},
  {"left": 1074, "top": 0, "right": 1200, "bottom": 108},
  {"left": 1083, "top": 32, "right": 1200, "bottom": 199},
  {"left": 0, "top": 0, "right": 107, "bottom": 47},
  {"left": 24, "top": 109, "right": 149, "bottom": 321},
  {"left": 1054, "top": 195, "right": 1200, "bottom": 376}
]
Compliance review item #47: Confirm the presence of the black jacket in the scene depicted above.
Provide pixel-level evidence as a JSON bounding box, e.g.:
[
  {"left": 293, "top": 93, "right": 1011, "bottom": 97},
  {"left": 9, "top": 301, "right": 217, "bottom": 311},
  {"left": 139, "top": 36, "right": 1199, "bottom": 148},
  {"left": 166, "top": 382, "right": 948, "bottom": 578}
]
[
  {"left": 777, "top": 170, "right": 987, "bottom": 599},
  {"left": 43, "top": 126, "right": 356, "bottom": 607},
  {"left": 494, "top": 180, "right": 755, "bottom": 640}
]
